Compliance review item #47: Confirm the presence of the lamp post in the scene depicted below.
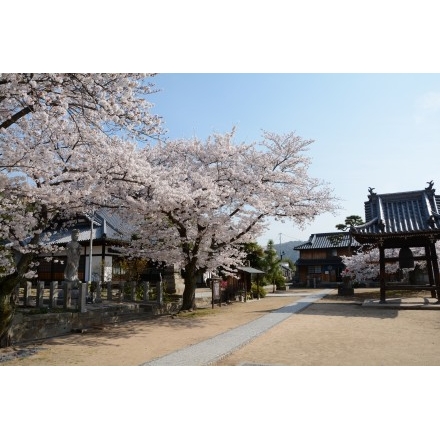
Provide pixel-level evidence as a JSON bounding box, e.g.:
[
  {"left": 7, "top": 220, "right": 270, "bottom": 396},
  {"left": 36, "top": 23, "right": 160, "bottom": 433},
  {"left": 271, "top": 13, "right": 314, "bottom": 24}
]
[
  {"left": 89, "top": 210, "right": 94, "bottom": 281},
  {"left": 88, "top": 209, "right": 95, "bottom": 302}
]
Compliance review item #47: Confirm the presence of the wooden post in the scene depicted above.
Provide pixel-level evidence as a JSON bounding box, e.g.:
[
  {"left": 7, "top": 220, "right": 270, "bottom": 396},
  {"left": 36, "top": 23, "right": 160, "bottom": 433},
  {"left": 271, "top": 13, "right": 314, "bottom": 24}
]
[
  {"left": 429, "top": 242, "right": 440, "bottom": 301},
  {"left": 425, "top": 245, "right": 437, "bottom": 298},
  {"left": 107, "top": 282, "right": 113, "bottom": 301},
  {"left": 257, "top": 274, "right": 260, "bottom": 300},
  {"left": 244, "top": 275, "right": 247, "bottom": 303},
  {"left": 379, "top": 245, "right": 386, "bottom": 303}
]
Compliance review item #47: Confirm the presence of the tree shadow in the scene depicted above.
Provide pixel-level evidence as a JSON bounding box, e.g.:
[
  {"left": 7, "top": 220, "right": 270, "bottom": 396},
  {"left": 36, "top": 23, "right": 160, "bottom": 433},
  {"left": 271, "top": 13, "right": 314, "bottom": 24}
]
[
  {"left": 299, "top": 300, "right": 400, "bottom": 319},
  {"left": 290, "top": 289, "right": 439, "bottom": 319}
]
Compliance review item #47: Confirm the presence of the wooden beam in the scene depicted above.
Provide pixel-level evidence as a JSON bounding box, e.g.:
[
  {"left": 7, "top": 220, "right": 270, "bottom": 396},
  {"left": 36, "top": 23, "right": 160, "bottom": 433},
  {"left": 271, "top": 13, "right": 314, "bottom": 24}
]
[
  {"left": 384, "top": 255, "right": 427, "bottom": 263},
  {"left": 424, "top": 245, "right": 437, "bottom": 298}
]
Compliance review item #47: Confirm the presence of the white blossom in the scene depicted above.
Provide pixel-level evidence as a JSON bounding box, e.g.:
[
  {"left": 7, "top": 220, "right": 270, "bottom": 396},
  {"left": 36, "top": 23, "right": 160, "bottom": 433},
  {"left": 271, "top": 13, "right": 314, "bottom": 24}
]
[
  {"left": 0, "top": 73, "right": 163, "bottom": 280},
  {"left": 116, "top": 129, "right": 339, "bottom": 308}
]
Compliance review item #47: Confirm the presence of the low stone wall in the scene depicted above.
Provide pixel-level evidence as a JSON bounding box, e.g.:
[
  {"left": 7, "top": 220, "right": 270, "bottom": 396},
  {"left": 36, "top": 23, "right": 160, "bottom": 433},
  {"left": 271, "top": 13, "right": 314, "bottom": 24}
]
[
  {"left": 8, "top": 303, "right": 154, "bottom": 345},
  {"left": 8, "top": 293, "right": 221, "bottom": 346}
]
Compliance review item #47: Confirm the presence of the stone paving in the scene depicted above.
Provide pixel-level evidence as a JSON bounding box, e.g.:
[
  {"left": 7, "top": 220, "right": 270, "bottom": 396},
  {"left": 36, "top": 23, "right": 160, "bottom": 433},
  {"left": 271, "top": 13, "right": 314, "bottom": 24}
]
[{"left": 142, "top": 289, "right": 332, "bottom": 366}]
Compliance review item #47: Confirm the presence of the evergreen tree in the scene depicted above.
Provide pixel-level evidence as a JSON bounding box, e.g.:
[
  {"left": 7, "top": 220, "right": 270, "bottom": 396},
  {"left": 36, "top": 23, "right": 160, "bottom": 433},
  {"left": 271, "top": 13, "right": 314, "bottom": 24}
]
[
  {"left": 262, "top": 240, "right": 285, "bottom": 292},
  {"left": 242, "top": 242, "right": 265, "bottom": 270}
]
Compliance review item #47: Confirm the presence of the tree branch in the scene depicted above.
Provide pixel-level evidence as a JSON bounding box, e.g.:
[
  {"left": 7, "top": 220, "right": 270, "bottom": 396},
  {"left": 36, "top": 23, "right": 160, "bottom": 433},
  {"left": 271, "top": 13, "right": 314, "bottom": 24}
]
[{"left": 0, "top": 106, "right": 33, "bottom": 130}]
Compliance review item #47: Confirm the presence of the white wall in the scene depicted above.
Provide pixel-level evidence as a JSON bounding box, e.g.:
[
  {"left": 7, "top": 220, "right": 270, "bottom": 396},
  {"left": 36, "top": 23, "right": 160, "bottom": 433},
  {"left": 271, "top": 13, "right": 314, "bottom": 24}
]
[{"left": 84, "top": 252, "right": 113, "bottom": 282}]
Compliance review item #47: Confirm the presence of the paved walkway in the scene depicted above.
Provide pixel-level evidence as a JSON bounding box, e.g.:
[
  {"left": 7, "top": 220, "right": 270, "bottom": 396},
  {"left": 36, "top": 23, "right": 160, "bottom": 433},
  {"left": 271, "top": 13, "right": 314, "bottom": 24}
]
[{"left": 142, "top": 289, "right": 332, "bottom": 366}]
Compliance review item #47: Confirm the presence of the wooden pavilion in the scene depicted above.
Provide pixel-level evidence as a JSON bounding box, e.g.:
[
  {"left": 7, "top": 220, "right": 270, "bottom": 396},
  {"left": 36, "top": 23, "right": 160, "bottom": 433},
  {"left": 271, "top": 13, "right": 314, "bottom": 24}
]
[{"left": 350, "top": 182, "right": 440, "bottom": 303}]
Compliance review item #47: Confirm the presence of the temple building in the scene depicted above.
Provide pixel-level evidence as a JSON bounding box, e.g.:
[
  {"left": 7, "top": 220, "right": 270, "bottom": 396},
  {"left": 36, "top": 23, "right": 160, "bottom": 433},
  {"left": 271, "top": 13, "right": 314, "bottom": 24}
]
[
  {"left": 37, "top": 209, "right": 131, "bottom": 283},
  {"left": 350, "top": 182, "right": 440, "bottom": 302},
  {"left": 36, "top": 209, "right": 185, "bottom": 293},
  {"left": 294, "top": 232, "right": 360, "bottom": 286}
]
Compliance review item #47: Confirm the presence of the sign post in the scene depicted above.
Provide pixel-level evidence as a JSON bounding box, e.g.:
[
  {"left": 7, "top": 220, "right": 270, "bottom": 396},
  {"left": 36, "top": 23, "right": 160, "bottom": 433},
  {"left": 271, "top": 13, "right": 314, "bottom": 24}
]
[{"left": 211, "top": 276, "right": 221, "bottom": 309}]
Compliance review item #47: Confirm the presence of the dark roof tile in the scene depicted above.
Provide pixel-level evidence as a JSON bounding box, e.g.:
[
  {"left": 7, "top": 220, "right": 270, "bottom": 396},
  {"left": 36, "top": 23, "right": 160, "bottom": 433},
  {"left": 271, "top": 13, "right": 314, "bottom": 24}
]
[
  {"left": 294, "top": 232, "right": 360, "bottom": 250},
  {"left": 352, "top": 185, "right": 440, "bottom": 235}
]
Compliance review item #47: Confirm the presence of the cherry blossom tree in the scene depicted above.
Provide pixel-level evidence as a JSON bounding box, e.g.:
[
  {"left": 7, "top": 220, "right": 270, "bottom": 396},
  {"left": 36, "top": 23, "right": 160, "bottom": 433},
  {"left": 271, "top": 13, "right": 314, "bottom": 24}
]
[
  {"left": 0, "top": 73, "right": 163, "bottom": 344},
  {"left": 340, "top": 245, "right": 440, "bottom": 283},
  {"left": 119, "top": 129, "right": 339, "bottom": 310},
  {"left": 340, "top": 247, "right": 400, "bottom": 282}
]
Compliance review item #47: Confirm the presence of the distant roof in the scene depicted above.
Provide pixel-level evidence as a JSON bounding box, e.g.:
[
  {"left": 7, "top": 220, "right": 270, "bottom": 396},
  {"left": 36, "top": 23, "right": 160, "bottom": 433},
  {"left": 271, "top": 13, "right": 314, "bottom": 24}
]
[
  {"left": 237, "top": 266, "right": 265, "bottom": 274},
  {"left": 46, "top": 209, "right": 133, "bottom": 245},
  {"left": 351, "top": 183, "right": 440, "bottom": 236},
  {"left": 294, "top": 232, "right": 360, "bottom": 250}
]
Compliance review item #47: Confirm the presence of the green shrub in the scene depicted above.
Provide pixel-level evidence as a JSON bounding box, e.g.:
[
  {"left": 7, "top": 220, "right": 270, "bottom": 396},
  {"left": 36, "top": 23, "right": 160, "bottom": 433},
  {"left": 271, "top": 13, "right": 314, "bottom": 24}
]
[
  {"left": 274, "top": 274, "right": 286, "bottom": 289},
  {"left": 251, "top": 283, "right": 266, "bottom": 298}
]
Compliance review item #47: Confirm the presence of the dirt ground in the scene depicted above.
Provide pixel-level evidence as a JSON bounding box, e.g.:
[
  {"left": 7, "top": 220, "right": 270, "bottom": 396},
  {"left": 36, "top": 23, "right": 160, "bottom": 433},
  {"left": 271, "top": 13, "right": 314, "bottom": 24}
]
[{"left": 1, "top": 288, "right": 440, "bottom": 366}]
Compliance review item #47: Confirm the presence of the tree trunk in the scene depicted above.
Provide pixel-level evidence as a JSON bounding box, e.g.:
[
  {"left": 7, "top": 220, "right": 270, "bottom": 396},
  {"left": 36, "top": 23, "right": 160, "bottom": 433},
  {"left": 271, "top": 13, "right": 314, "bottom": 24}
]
[
  {"left": 0, "top": 248, "right": 37, "bottom": 346},
  {"left": 0, "top": 274, "right": 20, "bottom": 347},
  {"left": 181, "top": 262, "right": 198, "bottom": 311}
]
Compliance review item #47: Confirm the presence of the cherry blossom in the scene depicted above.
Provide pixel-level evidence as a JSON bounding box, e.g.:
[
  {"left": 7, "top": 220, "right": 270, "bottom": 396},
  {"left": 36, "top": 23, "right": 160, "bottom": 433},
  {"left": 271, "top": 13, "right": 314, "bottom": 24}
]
[
  {"left": 340, "top": 244, "right": 440, "bottom": 282},
  {"left": 0, "top": 73, "right": 163, "bottom": 344},
  {"left": 118, "top": 129, "right": 339, "bottom": 310}
]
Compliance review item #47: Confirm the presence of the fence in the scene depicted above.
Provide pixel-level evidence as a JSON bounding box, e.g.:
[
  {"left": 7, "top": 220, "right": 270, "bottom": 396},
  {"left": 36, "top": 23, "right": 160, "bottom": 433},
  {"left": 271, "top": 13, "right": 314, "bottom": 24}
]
[{"left": 13, "top": 280, "right": 164, "bottom": 312}]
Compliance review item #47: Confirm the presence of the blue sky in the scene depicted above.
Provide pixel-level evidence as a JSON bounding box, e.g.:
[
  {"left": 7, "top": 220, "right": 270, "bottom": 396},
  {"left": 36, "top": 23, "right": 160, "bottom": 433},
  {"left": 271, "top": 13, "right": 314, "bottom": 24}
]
[
  {"left": 7, "top": 0, "right": 440, "bottom": 421},
  {"left": 9, "top": 2, "right": 440, "bottom": 249},
  {"left": 148, "top": 73, "right": 440, "bottom": 246}
]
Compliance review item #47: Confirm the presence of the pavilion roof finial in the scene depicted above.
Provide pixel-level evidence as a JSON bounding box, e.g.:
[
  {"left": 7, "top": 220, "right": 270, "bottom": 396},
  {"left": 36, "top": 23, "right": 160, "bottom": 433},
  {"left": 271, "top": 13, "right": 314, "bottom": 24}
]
[{"left": 426, "top": 180, "right": 434, "bottom": 191}]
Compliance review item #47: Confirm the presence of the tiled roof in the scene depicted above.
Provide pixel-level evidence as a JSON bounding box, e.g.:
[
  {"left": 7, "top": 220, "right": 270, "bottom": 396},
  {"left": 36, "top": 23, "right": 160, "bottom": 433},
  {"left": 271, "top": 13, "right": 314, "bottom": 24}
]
[
  {"left": 294, "top": 232, "right": 360, "bottom": 250},
  {"left": 352, "top": 184, "right": 440, "bottom": 235},
  {"left": 45, "top": 209, "right": 133, "bottom": 245}
]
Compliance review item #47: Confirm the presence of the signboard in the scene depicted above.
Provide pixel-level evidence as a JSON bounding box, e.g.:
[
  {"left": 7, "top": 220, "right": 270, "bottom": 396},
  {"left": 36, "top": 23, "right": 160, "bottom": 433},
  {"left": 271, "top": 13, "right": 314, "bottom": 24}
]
[{"left": 211, "top": 277, "right": 221, "bottom": 308}]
